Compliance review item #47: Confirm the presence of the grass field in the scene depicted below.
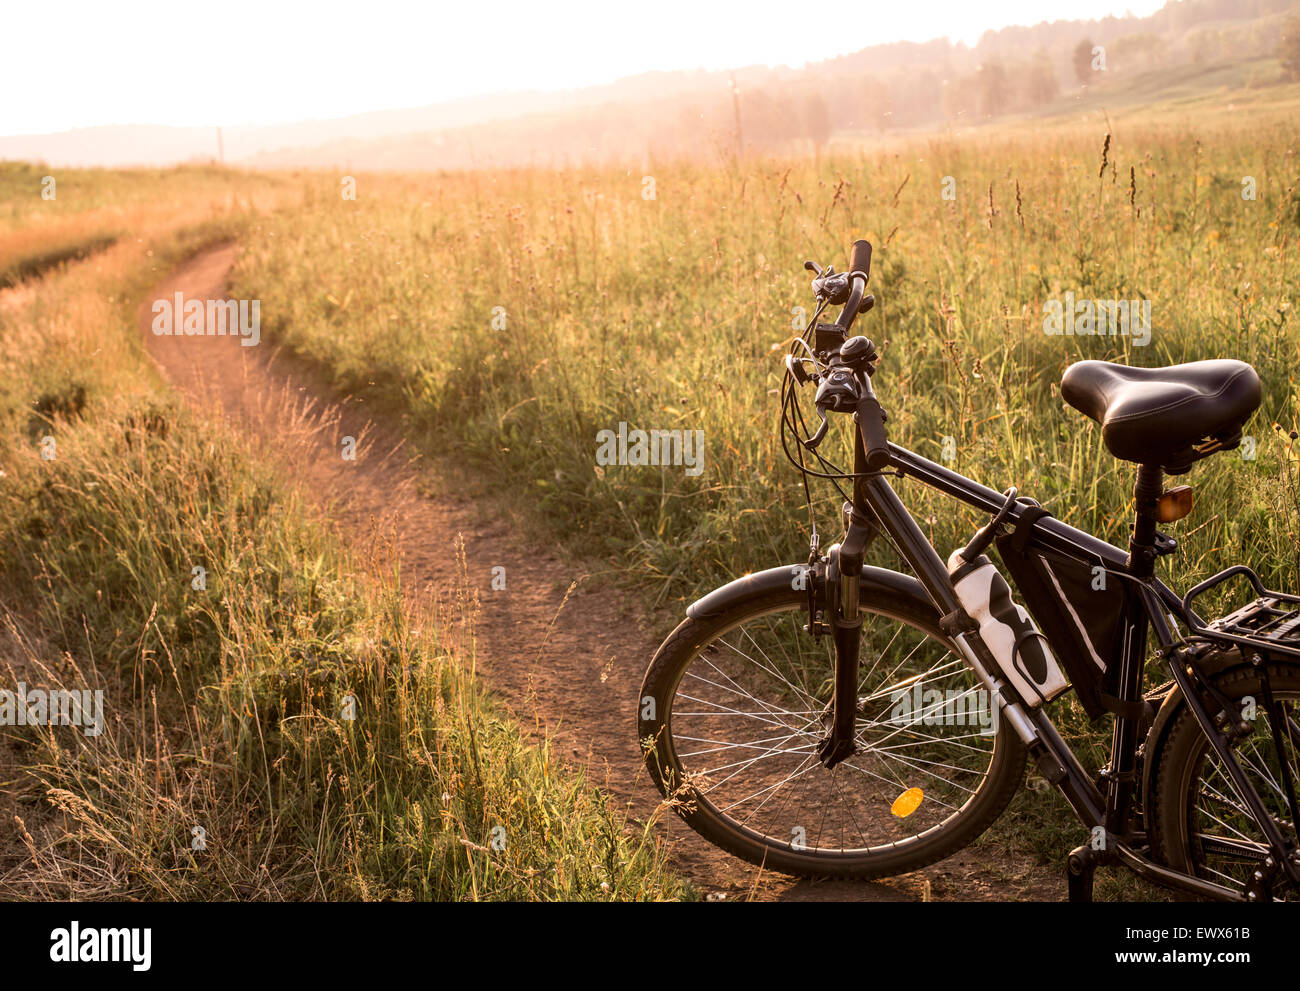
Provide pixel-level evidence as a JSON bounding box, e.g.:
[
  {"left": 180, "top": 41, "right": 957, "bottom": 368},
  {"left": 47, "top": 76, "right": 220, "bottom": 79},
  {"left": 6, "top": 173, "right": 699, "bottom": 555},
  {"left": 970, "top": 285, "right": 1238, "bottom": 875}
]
[
  {"left": 1031, "top": 56, "right": 1300, "bottom": 123},
  {"left": 218, "top": 102, "right": 1300, "bottom": 872},
  {"left": 0, "top": 172, "right": 684, "bottom": 901},
  {"left": 230, "top": 105, "right": 1300, "bottom": 607},
  {"left": 3, "top": 91, "right": 1299, "bottom": 898}
]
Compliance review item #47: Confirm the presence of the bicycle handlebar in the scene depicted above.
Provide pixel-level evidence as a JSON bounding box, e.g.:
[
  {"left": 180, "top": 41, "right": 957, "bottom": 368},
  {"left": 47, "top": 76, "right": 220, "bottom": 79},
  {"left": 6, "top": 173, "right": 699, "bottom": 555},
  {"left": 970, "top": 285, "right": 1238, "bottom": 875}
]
[
  {"left": 836, "top": 273, "right": 867, "bottom": 332},
  {"left": 834, "top": 240, "right": 873, "bottom": 332},
  {"left": 842, "top": 240, "right": 888, "bottom": 469},
  {"left": 797, "top": 237, "right": 891, "bottom": 471}
]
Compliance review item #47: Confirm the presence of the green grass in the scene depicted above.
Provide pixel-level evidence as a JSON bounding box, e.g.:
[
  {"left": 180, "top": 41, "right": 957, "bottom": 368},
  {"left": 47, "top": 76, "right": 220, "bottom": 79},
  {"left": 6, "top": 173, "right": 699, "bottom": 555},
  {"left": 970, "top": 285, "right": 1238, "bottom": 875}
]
[
  {"left": 220, "top": 104, "right": 1300, "bottom": 877},
  {"left": 231, "top": 108, "right": 1300, "bottom": 608},
  {"left": 0, "top": 208, "right": 686, "bottom": 901},
  {"left": 0, "top": 161, "right": 292, "bottom": 293},
  {"left": 0, "top": 161, "right": 291, "bottom": 233},
  {"left": 6, "top": 94, "right": 1299, "bottom": 894},
  {"left": 1036, "top": 56, "right": 1298, "bottom": 120}
]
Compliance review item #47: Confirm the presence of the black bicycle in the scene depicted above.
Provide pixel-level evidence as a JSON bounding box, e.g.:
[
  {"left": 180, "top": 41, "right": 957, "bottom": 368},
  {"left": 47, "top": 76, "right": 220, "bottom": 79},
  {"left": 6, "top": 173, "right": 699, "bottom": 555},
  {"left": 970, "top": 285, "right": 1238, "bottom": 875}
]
[{"left": 638, "top": 238, "right": 1300, "bottom": 901}]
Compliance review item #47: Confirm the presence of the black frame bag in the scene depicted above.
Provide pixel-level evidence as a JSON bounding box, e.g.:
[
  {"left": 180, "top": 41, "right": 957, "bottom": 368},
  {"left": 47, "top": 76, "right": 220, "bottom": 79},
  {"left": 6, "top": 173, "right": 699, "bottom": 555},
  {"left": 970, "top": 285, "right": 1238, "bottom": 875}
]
[{"left": 995, "top": 511, "right": 1125, "bottom": 719}]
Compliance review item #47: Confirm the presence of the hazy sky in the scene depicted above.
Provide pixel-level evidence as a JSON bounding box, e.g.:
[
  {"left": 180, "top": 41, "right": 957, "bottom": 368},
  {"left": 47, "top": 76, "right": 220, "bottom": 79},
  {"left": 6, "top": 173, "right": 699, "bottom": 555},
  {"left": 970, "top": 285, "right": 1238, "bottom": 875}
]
[{"left": 5, "top": 0, "right": 1168, "bottom": 134}]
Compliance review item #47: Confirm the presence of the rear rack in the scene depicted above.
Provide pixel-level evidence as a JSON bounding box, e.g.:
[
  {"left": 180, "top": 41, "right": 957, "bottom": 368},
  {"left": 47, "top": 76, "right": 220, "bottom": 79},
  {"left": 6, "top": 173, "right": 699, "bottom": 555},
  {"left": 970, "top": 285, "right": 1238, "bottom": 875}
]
[{"left": 1180, "top": 565, "right": 1300, "bottom": 660}]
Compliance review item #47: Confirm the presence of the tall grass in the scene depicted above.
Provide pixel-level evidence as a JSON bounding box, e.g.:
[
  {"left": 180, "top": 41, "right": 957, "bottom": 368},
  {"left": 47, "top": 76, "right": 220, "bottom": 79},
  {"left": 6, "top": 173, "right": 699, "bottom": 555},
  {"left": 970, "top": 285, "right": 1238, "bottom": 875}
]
[
  {"left": 7, "top": 102, "right": 1299, "bottom": 888},
  {"left": 232, "top": 107, "right": 1300, "bottom": 611},
  {"left": 0, "top": 161, "right": 292, "bottom": 287},
  {"left": 224, "top": 108, "right": 1300, "bottom": 873},
  {"left": 0, "top": 204, "right": 685, "bottom": 900}
]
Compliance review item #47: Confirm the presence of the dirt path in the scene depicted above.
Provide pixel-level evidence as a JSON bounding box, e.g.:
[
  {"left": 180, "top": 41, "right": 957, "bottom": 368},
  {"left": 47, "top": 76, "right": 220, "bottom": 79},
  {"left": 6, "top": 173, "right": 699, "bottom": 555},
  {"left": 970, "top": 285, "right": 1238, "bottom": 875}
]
[{"left": 138, "top": 244, "right": 1064, "bottom": 901}]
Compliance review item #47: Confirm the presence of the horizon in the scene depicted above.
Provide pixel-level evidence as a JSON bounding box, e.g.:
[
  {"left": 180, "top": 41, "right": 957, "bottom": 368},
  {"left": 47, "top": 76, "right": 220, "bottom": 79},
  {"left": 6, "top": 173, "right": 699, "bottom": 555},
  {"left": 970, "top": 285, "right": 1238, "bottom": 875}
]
[{"left": 6, "top": 0, "right": 1166, "bottom": 136}]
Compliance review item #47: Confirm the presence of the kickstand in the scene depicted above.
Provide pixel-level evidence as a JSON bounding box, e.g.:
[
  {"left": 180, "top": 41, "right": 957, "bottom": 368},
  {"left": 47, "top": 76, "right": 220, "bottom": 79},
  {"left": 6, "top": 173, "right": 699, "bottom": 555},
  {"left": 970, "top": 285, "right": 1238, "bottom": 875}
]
[{"left": 1067, "top": 845, "right": 1096, "bottom": 903}]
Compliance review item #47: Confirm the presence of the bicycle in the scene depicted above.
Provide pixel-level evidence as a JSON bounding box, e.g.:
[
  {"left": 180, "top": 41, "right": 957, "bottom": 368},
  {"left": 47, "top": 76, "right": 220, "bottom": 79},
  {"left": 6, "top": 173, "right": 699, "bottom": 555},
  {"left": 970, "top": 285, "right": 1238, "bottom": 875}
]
[{"left": 637, "top": 238, "right": 1300, "bottom": 901}]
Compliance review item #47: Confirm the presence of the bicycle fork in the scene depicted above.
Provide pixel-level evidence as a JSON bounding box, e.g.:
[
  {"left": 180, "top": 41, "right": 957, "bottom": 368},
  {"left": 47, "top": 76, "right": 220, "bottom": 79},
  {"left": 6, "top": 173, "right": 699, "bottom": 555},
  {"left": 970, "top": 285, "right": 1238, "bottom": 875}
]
[
  {"left": 817, "top": 504, "right": 873, "bottom": 769},
  {"left": 812, "top": 431, "right": 1074, "bottom": 790}
]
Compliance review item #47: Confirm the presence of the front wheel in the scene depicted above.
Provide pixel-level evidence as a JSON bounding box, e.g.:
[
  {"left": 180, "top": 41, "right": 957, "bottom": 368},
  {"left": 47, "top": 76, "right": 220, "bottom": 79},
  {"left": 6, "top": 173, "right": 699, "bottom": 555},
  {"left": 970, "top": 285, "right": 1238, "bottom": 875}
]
[{"left": 638, "top": 571, "right": 1027, "bottom": 879}]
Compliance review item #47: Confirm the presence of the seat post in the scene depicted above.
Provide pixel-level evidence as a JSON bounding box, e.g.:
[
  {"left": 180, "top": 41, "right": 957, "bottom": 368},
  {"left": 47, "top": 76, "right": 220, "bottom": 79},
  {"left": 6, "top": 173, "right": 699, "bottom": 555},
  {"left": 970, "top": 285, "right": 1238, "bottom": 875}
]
[{"left": 1127, "top": 463, "right": 1164, "bottom": 578}]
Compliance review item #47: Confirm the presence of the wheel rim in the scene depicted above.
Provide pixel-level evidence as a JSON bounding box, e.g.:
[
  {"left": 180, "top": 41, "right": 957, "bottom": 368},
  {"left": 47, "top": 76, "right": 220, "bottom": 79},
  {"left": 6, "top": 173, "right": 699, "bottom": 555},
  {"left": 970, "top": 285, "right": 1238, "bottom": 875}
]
[{"left": 655, "top": 602, "right": 1004, "bottom": 859}]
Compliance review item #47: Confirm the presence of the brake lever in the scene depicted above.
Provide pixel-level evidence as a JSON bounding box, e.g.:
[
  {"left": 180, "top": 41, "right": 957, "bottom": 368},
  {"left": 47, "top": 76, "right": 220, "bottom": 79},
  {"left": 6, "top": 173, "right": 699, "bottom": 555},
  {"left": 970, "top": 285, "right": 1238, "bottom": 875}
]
[
  {"left": 803, "top": 363, "right": 861, "bottom": 451},
  {"left": 804, "top": 408, "right": 830, "bottom": 450}
]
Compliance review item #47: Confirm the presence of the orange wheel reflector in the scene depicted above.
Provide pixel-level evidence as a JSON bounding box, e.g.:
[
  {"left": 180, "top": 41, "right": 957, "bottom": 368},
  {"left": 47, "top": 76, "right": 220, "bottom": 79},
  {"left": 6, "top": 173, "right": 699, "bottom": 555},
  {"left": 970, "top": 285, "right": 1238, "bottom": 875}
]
[{"left": 891, "top": 787, "right": 924, "bottom": 818}]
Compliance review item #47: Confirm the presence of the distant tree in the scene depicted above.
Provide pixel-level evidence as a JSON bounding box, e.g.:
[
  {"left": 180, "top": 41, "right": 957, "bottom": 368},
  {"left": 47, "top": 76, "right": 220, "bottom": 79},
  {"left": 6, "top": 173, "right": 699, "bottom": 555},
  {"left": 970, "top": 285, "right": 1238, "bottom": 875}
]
[
  {"left": 1110, "top": 32, "right": 1168, "bottom": 73},
  {"left": 941, "top": 75, "right": 976, "bottom": 122},
  {"left": 1073, "top": 38, "right": 1095, "bottom": 86},
  {"left": 899, "top": 69, "right": 941, "bottom": 125},
  {"left": 1280, "top": 14, "right": 1300, "bottom": 82},
  {"left": 1025, "top": 50, "right": 1060, "bottom": 104},
  {"left": 977, "top": 61, "right": 1009, "bottom": 117},
  {"left": 861, "top": 79, "right": 892, "bottom": 133},
  {"left": 1190, "top": 29, "right": 1221, "bottom": 64},
  {"left": 803, "top": 93, "right": 831, "bottom": 149},
  {"left": 739, "top": 87, "right": 795, "bottom": 149}
]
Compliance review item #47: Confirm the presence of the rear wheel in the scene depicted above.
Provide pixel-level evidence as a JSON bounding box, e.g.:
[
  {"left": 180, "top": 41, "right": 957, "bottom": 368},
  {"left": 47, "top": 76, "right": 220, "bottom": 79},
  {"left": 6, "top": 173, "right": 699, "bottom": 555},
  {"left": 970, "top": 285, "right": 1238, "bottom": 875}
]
[
  {"left": 638, "top": 577, "right": 1027, "bottom": 879},
  {"left": 1149, "top": 662, "right": 1300, "bottom": 900}
]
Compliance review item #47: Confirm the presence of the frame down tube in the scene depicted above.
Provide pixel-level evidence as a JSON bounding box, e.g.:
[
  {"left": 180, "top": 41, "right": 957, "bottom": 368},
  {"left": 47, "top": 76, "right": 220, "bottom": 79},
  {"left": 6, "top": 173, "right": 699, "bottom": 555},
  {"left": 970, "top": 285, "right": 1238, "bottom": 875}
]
[{"left": 856, "top": 461, "right": 1107, "bottom": 829}]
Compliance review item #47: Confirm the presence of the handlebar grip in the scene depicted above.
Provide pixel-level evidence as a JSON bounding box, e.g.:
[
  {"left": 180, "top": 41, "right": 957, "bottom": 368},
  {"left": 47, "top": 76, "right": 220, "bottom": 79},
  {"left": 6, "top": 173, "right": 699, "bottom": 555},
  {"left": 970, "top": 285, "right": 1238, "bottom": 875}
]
[
  {"left": 836, "top": 278, "right": 865, "bottom": 331},
  {"left": 849, "top": 239, "right": 872, "bottom": 279},
  {"left": 857, "top": 395, "right": 890, "bottom": 471}
]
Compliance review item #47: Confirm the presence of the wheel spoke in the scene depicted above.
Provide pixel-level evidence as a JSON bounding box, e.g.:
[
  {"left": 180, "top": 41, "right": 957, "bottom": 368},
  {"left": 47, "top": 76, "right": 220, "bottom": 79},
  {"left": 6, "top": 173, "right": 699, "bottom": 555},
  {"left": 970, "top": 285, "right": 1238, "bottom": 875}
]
[
  {"left": 1180, "top": 680, "right": 1300, "bottom": 900},
  {"left": 655, "top": 600, "right": 1004, "bottom": 860}
]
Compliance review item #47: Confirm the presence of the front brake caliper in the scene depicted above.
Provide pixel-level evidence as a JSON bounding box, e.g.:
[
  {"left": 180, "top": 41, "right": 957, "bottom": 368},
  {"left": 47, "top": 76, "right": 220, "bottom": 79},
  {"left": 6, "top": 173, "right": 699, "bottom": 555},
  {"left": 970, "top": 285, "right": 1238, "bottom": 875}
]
[{"left": 803, "top": 556, "right": 830, "bottom": 639}]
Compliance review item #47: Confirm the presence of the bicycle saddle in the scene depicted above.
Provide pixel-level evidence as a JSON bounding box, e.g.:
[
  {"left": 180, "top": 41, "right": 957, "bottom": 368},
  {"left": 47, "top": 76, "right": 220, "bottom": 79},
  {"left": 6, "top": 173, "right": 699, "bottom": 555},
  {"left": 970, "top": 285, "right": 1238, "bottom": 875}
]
[{"left": 1061, "top": 359, "right": 1262, "bottom": 473}]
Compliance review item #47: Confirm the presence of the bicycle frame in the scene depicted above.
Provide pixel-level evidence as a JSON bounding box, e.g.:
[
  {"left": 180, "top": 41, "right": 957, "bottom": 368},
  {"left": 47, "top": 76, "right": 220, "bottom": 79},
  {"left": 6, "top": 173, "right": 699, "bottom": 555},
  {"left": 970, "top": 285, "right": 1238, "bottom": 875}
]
[{"left": 825, "top": 422, "right": 1300, "bottom": 901}]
